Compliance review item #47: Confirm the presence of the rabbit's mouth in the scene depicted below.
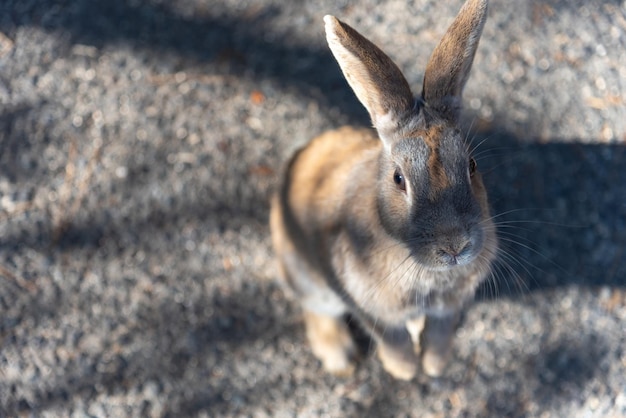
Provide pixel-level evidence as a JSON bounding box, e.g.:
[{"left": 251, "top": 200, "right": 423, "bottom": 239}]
[
  {"left": 435, "top": 241, "right": 478, "bottom": 267},
  {"left": 408, "top": 230, "right": 484, "bottom": 271}
]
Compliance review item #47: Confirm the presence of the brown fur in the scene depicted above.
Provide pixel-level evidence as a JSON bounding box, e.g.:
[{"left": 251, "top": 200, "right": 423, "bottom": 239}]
[
  {"left": 421, "top": 124, "right": 451, "bottom": 197},
  {"left": 423, "top": 0, "right": 488, "bottom": 120}
]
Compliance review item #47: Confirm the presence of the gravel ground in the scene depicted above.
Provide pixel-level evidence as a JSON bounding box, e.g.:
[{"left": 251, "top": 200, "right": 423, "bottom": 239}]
[{"left": 0, "top": 0, "right": 625, "bottom": 417}]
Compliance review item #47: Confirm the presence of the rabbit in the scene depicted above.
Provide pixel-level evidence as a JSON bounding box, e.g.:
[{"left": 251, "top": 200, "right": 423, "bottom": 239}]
[{"left": 270, "top": 0, "right": 498, "bottom": 380}]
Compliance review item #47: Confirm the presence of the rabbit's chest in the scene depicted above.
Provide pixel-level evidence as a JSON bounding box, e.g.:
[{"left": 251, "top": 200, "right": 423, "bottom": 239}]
[{"left": 335, "top": 243, "right": 478, "bottom": 323}]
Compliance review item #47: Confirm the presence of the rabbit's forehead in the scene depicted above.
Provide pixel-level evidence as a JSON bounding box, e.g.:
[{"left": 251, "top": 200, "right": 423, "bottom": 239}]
[{"left": 393, "top": 125, "right": 467, "bottom": 192}]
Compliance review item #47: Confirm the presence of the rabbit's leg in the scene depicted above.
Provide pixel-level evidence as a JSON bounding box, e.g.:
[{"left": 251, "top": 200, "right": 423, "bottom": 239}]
[
  {"left": 275, "top": 240, "right": 355, "bottom": 375},
  {"left": 303, "top": 310, "right": 356, "bottom": 376},
  {"left": 420, "top": 313, "right": 460, "bottom": 377},
  {"left": 376, "top": 328, "right": 419, "bottom": 380}
]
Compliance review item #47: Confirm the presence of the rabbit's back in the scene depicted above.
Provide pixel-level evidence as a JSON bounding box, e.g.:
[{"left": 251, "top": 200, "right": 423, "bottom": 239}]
[
  {"left": 285, "top": 127, "right": 380, "bottom": 228},
  {"left": 270, "top": 126, "right": 382, "bottom": 314}
]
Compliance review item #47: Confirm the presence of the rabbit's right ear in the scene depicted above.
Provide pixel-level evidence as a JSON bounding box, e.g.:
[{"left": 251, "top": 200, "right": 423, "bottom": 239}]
[
  {"left": 324, "top": 15, "right": 415, "bottom": 136},
  {"left": 421, "top": 0, "right": 488, "bottom": 122}
]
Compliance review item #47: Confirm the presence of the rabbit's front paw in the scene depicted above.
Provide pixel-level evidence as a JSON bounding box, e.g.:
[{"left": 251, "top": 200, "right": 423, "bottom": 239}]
[
  {"left": 377, "top": 342, "right": 418, "bottom": 381},
  {"left": 421, "top": 347, "right": 450, "bottom": 377}
]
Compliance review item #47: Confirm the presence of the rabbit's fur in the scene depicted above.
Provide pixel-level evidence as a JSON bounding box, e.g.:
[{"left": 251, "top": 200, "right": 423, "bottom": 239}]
[{"left": 270, "top": 0, "right": 497, "bottom": 379}]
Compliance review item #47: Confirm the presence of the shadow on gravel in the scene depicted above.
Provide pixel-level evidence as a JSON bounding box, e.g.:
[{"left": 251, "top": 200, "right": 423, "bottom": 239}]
[
  {"left": 473, "top": 130, "right": 626, "bottom": 297},
  {"left": 0, "top": 103, "right": 53, "bottom": 183},
  {"left": 530, "top": 333, "right": 608, "bottom": 407},
  {"left": 4, "top": 284, "right": 299, "bottom": 416},
  {"left": 486, "top": 332, "right": 609, "bottom": 416},
  {"left": 0, "top": 0, "right": 368, "bottom": 124}
]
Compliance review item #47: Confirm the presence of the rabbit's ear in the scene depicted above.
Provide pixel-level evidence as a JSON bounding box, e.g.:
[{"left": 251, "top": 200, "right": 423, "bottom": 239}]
[
  {"left": 324, "top": 15, "right": 414, "bottom": 135},
  {"left": 422, "top": 0, "right": 488, "bottom": 122}
]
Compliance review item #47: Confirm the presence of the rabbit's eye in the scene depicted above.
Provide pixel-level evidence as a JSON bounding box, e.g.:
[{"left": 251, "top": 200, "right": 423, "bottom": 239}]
[
  {"left": 469, "top": 157, "right": 477, "bottom": 177},
  {"left": 393, "top": 168, "right": 406, "bottom": 192}
]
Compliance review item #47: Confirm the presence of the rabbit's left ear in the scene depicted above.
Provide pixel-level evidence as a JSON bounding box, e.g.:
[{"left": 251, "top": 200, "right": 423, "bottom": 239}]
[
  {"left": 421, "top": 0, "right": 488, "bottom": 122},
  {"left": 324, "top": 15, "right": 415, "bottom": 136}
]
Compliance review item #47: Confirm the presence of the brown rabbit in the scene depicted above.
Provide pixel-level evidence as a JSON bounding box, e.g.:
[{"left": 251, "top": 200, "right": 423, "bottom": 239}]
[{"left": 270, "top": 0, "right": 497, "bottom": 380}]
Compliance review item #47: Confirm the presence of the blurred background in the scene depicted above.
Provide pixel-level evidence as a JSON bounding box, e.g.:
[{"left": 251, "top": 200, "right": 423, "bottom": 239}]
[{"left": 0, "top": 0, "right": 625, "bottom": 416}]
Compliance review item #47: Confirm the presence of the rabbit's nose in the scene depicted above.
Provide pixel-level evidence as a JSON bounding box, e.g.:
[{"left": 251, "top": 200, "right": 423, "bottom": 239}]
[{"left": 438, "top": 240, "right": 473, "bottom": 266}]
